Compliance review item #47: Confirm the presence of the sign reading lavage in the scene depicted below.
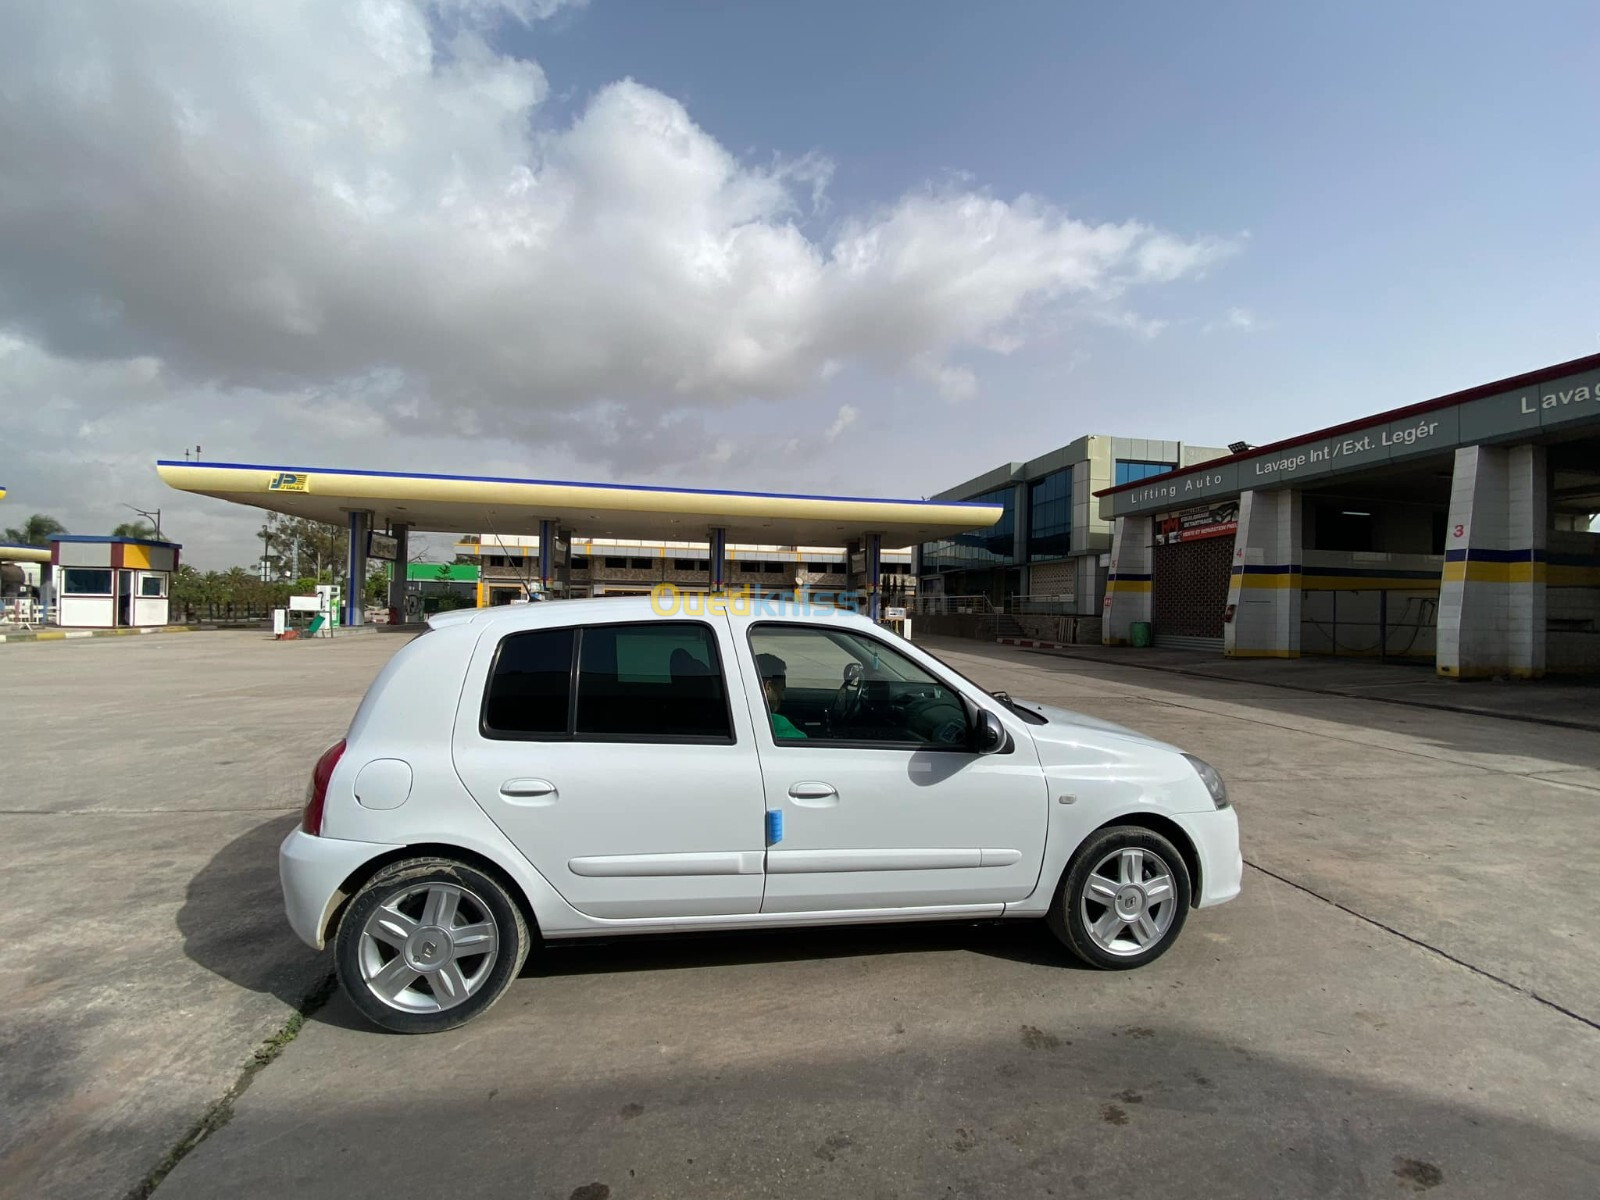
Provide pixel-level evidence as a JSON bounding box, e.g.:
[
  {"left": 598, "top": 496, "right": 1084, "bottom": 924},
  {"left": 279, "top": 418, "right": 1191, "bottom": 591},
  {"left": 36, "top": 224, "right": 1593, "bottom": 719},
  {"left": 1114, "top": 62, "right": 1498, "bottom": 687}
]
[{"left": 1155, "top": 500, "right": 1239, "bottom": 546}]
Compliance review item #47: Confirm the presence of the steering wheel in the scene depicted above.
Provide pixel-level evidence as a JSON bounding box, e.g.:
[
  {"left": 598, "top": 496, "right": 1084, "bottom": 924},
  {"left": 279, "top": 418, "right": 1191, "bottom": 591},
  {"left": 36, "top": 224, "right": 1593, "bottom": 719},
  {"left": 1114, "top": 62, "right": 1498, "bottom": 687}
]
[{"left": 829, "top": 661, "right": 865, "bottom": 724}]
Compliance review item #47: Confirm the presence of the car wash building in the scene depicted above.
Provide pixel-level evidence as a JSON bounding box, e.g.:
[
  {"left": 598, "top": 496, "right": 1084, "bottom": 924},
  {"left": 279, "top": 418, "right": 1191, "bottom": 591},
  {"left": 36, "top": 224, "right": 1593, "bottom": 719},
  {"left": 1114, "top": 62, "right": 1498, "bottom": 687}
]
[{"left": 1099, "top": 352, "right": 1600, "bottom": 676}]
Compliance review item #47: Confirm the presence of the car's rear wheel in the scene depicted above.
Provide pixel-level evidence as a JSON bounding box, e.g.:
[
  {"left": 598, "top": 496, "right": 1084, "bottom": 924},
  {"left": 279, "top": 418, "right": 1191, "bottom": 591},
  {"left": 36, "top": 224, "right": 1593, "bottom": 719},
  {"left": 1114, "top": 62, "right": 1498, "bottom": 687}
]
[
  {"left": 334, "top": 857, "right": 529, "bottom": 1033},
  {"left": 1048, "top": 826, "right": 1191, "bottom": 969}
]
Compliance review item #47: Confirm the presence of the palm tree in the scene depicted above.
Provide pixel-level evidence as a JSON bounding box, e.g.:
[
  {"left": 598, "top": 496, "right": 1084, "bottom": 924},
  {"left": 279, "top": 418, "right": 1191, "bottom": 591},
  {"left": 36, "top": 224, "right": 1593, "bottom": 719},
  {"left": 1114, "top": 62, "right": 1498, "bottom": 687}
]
[
  {"left": 3, "top": 513, "right": 67, "bottom": 546},
  {"left": 110, "top": 521, "right": 158, "bottom": 539}
]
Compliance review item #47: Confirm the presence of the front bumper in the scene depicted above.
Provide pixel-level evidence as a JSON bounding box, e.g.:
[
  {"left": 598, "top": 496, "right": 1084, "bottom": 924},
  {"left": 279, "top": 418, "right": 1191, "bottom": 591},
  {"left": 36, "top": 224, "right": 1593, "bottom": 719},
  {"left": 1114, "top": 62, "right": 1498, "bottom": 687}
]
[
  {"left": 280, "top": 829, "right": 399, "bottom": 950},
  {"left": 1173, "top": 806, "right": 1242, "bottom": 908}
]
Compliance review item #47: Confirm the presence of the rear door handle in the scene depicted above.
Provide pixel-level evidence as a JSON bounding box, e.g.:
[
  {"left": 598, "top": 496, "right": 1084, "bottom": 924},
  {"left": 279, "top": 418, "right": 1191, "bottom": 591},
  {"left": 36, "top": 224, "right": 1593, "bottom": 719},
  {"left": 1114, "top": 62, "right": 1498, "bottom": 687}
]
[
  {"left": 501, "top": 778, "right": 557, "bottom": 803},
  {"left": 788, "top": 781, "right": 838, "bottom": 803}
]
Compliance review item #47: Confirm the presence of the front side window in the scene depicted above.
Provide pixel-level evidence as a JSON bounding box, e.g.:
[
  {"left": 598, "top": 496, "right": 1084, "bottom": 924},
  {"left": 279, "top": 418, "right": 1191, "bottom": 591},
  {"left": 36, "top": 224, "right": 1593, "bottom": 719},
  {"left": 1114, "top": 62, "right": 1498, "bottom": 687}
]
[
  {"left": 139, "top": 574, "right": 166, "bottom": 597},
  {"left": 62, "top": 568, "right": 113, "bottom": 595},
  {"left": 749, "top": 624, "right": 970, "bottom": 748}
]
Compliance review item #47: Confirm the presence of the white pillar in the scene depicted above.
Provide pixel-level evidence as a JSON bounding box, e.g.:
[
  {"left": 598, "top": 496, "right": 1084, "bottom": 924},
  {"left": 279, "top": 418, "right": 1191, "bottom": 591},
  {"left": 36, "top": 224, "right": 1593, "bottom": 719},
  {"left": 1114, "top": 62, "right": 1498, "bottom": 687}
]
[
  {"left": 1438, "top": 445, "right": 1547, "bottom": 678},
  {"left": 1102, "top": 515, "right": 1152, "bottom": 644},
  {"left": 1224, "top": 490, "right": 1302, "bottom": 658}
]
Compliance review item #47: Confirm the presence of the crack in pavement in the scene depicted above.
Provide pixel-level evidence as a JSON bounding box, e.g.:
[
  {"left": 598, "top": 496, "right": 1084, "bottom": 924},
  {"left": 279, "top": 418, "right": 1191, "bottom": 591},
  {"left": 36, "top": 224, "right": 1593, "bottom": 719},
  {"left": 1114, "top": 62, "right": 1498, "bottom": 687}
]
[
  {"left": 125, "top": 973, "right": 337, "bottom": 1200},
  {"left": 1244, "top": 861, "right": 1600, "bottom": 1034}
]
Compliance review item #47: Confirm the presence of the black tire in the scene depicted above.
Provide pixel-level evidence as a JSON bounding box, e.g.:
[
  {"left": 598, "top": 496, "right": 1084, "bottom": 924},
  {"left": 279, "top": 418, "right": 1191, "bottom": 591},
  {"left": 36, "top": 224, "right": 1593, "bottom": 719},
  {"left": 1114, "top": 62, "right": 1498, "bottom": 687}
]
[
  {"left": 1047, "top": 826, "right": 1192, "bottom": 970},
  {"left": 334, "top": 856, "right": 530, "bottom": 1034}
]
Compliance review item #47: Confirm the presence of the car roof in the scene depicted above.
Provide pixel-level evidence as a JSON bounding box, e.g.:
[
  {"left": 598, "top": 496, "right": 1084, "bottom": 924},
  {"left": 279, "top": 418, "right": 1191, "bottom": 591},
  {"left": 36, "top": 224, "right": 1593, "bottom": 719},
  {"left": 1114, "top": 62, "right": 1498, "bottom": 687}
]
[{"left": 426, "top": 594, "right": 880, "bottom": 635}]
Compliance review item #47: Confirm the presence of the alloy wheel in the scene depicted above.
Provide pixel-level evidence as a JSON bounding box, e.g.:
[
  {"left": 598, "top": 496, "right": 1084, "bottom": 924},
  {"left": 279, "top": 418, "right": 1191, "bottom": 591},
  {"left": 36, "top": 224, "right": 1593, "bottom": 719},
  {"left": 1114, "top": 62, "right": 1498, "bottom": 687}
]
[
  {"left": 1078, "top": 846, "right": 1177, "bottom": 957},
  {"left": 357, "top": 882, "right": 500, "bottom": 1013}
]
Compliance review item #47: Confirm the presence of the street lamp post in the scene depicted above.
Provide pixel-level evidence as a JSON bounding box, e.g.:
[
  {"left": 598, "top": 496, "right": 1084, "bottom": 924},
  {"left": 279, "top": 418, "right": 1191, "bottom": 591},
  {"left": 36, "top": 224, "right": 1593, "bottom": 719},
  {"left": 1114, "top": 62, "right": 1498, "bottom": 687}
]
[{"left": 121, "top": 503, "right": 163, "bottom": 540}]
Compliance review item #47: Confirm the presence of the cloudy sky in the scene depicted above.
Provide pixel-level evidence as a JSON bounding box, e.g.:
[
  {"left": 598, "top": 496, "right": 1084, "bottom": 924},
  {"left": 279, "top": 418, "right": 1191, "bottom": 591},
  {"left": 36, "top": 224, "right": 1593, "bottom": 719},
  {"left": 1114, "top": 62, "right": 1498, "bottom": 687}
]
[{"left": 3, "top": 0, "right": 1597, "bottom": 566}]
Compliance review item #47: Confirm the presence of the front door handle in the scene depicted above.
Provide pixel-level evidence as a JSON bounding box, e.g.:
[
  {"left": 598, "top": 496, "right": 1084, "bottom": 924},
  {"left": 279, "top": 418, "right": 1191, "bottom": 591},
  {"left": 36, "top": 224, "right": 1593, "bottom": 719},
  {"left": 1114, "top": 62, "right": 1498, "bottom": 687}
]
[
  {"left": 501, "top": 778, "right": 557, "bottom": 803},
  {"left": 788, "top": 781, "right": 838, "bottom": 802}
]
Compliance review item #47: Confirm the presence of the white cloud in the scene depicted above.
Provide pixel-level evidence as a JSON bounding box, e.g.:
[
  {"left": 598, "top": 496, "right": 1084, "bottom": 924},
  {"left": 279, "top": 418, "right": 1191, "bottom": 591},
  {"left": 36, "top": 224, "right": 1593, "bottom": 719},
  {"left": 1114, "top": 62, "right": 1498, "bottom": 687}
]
[
  {"left": 1091, "top": 310, "right": 1169, "bottom": 340},
  {"left": 0, "top": 0, "right": 1238, "bottom": 563},
  {"left": 1204, "top": 307, "right": 1261, "bottom": 333},
  {"left": 823, "top": 403, "right": 858, "bottom": 441},
  {"left": 911, "top": 358, "right": 980, "bottom": 403}
]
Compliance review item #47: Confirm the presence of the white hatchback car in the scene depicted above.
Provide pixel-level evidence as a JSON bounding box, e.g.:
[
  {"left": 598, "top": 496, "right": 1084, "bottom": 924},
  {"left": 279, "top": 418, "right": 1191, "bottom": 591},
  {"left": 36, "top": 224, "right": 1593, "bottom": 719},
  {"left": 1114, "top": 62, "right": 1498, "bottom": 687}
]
[{"left": 282, "top": 597, "right": 1240, "bottom": 1032}]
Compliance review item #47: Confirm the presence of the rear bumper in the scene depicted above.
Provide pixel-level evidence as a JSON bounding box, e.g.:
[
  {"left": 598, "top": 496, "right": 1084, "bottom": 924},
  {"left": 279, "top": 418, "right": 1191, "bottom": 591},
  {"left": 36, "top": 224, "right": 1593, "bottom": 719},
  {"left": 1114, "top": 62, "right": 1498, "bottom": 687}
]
[
  {"left": 1174, "top": 807, "right": 1242, "bottom": 908},
  {"left": 279, "top": 829, "right": 398, "bottom": 950}
]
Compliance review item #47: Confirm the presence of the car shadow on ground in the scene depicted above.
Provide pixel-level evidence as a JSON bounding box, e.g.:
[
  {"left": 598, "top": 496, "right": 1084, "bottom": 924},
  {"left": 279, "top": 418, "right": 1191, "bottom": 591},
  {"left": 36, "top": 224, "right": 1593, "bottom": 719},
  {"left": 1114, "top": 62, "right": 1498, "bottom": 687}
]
[
  {"left": 524, "top": 916, "right": 1087, "bottom": 981},
  {"left": 310, "top": 919, "right": 1089, "bottom": 1033},
  {"left": 177, "top": 813, "right": 330, "bottom": 1009},
  {"left": 151, "top": 1016, "right": 1600, "bottom": 1200}
]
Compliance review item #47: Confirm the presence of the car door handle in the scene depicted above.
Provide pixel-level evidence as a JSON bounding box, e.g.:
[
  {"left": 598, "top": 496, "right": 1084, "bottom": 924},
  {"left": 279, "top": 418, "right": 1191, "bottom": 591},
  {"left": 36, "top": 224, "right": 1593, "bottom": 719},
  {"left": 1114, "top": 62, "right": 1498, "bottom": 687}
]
[
  {"left": 500, "top": 778, "right": 557, "bottom": 803},
  {"left": 788, "top": 781, "right": 838, "bottom": 805}
]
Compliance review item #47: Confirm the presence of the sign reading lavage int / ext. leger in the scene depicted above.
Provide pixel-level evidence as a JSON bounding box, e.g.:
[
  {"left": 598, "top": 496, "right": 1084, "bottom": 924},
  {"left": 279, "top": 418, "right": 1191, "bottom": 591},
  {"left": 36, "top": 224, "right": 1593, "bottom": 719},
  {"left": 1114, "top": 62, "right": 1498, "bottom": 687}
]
[{"left": 1106, "top": 362, "right": 1600, "bottom": 518}]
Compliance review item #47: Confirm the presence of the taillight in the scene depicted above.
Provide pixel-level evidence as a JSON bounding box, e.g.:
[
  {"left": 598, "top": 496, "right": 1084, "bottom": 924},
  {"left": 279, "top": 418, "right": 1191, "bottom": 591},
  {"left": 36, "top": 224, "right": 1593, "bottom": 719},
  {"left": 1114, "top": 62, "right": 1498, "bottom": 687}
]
[{"left": 302, "top": 739, "right": 347, "bottom": 835}]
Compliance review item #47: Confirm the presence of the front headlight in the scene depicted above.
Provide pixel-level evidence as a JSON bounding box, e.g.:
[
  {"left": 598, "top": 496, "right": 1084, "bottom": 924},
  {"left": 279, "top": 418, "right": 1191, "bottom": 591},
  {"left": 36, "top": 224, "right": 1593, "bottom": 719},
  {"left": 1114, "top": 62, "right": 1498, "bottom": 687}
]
[{"left": 1182, "top": 754, "right": 1229, "bottom": 809}]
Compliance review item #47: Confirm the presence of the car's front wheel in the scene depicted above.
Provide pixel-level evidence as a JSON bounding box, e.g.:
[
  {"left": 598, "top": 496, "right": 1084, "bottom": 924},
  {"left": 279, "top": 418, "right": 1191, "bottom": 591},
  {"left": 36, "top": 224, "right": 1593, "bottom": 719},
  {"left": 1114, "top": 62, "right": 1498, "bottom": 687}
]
[
  {"left": 1048, "top": 826, "right": 1191, "bottom": 969},
  {"left": 334, "top": 856, "right": 530, "bottom": 1033}
]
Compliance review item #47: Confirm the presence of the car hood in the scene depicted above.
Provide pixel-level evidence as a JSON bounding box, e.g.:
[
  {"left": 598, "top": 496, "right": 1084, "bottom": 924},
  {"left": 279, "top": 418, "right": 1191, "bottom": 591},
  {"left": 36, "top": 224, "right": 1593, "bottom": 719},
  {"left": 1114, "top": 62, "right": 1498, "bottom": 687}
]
[{"left": 1008, "top": 698, "right": 1181, "bottom": 754}]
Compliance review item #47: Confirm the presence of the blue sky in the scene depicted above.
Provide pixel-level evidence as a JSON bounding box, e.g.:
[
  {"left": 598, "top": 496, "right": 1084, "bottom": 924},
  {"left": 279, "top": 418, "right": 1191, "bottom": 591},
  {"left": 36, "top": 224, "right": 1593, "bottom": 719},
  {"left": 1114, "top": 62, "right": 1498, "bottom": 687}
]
[
  {"left": 2, "top": 0, "right": 1597, "bottom": 561},
  {"left": 528, "top": 0, "right": 1600, "bottom": 474}
]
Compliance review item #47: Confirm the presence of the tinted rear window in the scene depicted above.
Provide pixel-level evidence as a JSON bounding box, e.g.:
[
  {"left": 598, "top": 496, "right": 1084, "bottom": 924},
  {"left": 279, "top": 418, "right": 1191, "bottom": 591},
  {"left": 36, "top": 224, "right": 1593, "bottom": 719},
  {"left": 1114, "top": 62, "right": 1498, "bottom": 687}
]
[
  {"left": 484, "top": 627, "right": 574, "bottom": 735},
  {"left": 575, "top": 623, "right": 731, "bottom": 739}
]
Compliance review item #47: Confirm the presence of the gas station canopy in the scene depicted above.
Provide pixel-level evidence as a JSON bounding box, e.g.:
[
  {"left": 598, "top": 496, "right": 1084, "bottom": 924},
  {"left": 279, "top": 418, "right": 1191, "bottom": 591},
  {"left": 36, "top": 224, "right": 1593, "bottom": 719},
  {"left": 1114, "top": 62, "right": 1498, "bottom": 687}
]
[
  {"left": 0, "top": 542, "right": 52, "bottom": 564},
  {"left": 156, "top": 460, "right": 1002, "bottom": 546}
]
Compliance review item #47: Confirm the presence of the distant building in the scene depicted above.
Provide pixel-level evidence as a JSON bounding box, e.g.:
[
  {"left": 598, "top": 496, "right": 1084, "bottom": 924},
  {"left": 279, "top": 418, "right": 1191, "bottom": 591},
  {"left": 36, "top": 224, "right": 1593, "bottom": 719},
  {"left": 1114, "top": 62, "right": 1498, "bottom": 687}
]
[
  {"left": 459, "top": 535, "right": 915, "bottom": 608},
  {"left": 919, "top": 435, "right": 1226, "bottom": 615}
]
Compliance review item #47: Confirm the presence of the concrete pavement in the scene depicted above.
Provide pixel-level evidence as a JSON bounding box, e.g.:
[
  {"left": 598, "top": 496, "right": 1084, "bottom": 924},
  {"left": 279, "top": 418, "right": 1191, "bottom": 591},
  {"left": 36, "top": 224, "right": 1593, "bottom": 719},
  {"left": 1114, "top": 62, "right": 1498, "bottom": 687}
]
[
  {"left": 156, "top": 870, "right": 1600, "bottom": 1200},
  {"left": 924, "top": 639, "right": 1600, "bottom": 1026},
  {"left": 6, "top": 632, "right": 1599, "bottom": 1199},
  {"left": 0, "top": 631, "right": 408, "bottom": 1200},
  {"left": 156, "top": 637, "right": 1600, "bottom": 1199}
]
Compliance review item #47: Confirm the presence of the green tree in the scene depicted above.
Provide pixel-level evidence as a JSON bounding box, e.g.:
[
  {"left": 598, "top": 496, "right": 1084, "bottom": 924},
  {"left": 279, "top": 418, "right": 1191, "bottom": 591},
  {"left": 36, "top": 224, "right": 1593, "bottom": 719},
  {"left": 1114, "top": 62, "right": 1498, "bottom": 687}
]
[
  {"left": 4, "top": 513, "right": 67, "bottom": 546},
  {"left": 266, "top": 514, "right": 347, "bottom": 583},
  {"left": 110, "top": 521, "right": 158, "bottom": 539}
]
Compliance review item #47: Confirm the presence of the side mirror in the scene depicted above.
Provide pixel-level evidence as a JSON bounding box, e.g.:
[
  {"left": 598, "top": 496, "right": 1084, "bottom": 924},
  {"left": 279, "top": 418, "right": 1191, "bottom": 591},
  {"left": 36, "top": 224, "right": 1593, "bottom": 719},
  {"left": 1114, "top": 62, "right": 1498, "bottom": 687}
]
[{"left": 973, "top": 708, "right": 1006, "bottom": 754}]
